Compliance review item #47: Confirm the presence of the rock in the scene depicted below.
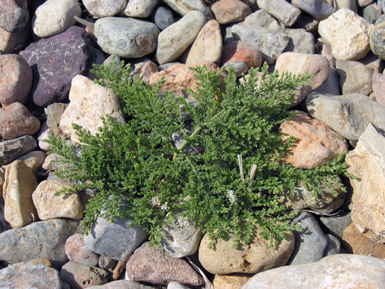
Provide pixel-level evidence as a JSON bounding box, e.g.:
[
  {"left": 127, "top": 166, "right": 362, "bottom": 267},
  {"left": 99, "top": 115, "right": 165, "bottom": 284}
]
[
  {"left": 335, "top": 59, "right": 373, "bottom": 95},
  {"left": 316, "top": 38, "right": 335, "bottom": 67},
  {"left": 358, "top": 52, "right": 384, "bottom": 75},
  {"left": 306, "top": 92, "right": 385, "bottom": 142},
  {"left": 279, "top": 111, "right": 348, "bottom": 169},
  {"left": 0, "top": 23, "right": 29, "bottom": 54},
  {"left": 323, "top": 234, "right": 341, "bottom": 256},
  {"left": 45, "top": 103, "right": 68, "bottom": 137},
  {"left": 221, "top": 40, "right": 262, "bottom": 69},
  {"left": 60, "top": 261, "right": 108, "bottom": 289},
  {"left": 0, "top": 136, "right": 37, "bottom": 166},
  {"left": 346, "top": 123, "right": 385, "bottom": 242},
  {"left": 30, "top": 258, "right": 52, "bottom": 267},
  {"left": 65, "top": 234, "right": 99, "bottom": 267},
  {"left": 167, "top": 282, "right": 190, "bottom": 289},
  {"left": 32, "top": 180, "right": 84, "bottom": 220},
  {"left": 3, "top": 160, "right": 38, "bottom": 229},
  {"left": 0, "top": 0, "right": 29, "bottom": 33},
  {"left": 292, "top": 0, "right": 334, "bottom": 20},
  {"left": 156, "top": 11, "right": 207, "bottom": 65},
  {"left": 83, "top": 0, "right": 127, "bottom": 18},
  {"left": 274, "top": 52, "right": 330, "bottom": 106},
  {"left": 0, "top": 219, "right": 80, "bottom": 268},
  {"left": 16, "top": 150, "right": 46, "bottom": 173},
  {"left": 319, "top": 211, "right": 352, "bottom": 241},
  {"left": 20, "top": 26, "right": 94, "bottom": 107},
  {"left": 0, "top": 54, "right": 32, "bottom": 106},
  {"left": 59, "top": 75, "right": 125, "bottom": 144},
  {"left": 242, "top": 254, "right": 385, "bottom": 289},
  {"left": 87, "top": 280, "right": 155, "bottom": 289},
  {"left": 257, "top": 0, "right": 301, "bottom": 27},
  {"left": 95, "top": 17, "right": 159, "bottom": 58},
  {"left": 363, "top": 3, "right": 383, "bottom": 24},
  {"left": 318, "top": 9, "right": 371, "bottom": 61},
  {"left": 84, "top": 214, "right": 148, "bottom": 262},
  {"left": 125, "top": 242, "right": 204, "bottom": 287},
  {"left": 137, "top": 61, "right": 158, "bottom": 84},
  {"left": 212, "top": 275, "right": 251, "bottom": 289},
  {"left": 284, "top": 28, "right": 315, "bottom": 54},
  {"left": 85, "top": 48, "right": 106, "bottom": 80},
  {"left": 0, "top": 198, "right": 11, "bottom": 233},
  {"left": 37, "top": 122, "right": 51, "bottom": 151},
  {"left": 342, "top": 223, "right": 385, "bottom": 258},
  {"left": 371, "top": 72, "right": 385, "bottom": 107},
  {"left": 124, "top": 0, "right": 158, "bottom": 18},
  {"left": 162, "top": 0, "right": 213, "bottom": 20},
  {"left": 359, "top": 0, "right": 373, "bottom": 7},
  {"left": 314, "top": 67, "right": 341, "bottom": 95},
  {"left": 151, "top": 6, "right": 175, "bottom": 30},
  {"left": 32, "top": 0, "right": 81, "bottom": 38},
  {"left": 0, "top": 102, "right": 40, "bottom": 140},
  {"left": 99, "top": 255, "right": 117, "bottom": 270},
  {"left": 198, "top": 226, "right": 294, "bottom": 274},
  {"left": 336, "top": 0, "right": 357, "bottom": 12},
  {"left": 211, "top": 0, "right": 252, "bottom": 24},
  {"left": 184, "top": 20, "right": 222, "bottom": 65},
  {"left": 0, "top": 262, "right": 62, "bottom": 289}
]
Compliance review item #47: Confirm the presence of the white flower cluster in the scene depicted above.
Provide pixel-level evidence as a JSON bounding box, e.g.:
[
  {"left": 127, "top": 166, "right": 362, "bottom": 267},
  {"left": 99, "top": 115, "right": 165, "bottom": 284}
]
[
  {"left": 150, "top": 196, "right": 168, "bottom": 211},
  {"left": 176, "top": 216, "right": 190, "bottom": 228},
  {"left": 226, "top": 190, "right": 237, "bottom": 204}
]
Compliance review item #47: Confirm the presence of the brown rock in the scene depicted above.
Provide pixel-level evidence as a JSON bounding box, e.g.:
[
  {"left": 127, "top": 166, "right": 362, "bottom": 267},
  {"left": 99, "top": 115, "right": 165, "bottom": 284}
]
[
  {"left": 60, "top": 261, "right": 108, "bottom": 289},
  {"left": 211, "top": 0, "right": 252, "bottom": 24},
  {"left": 138, "top": 61, "right": 158, "bottom": 84},
  {"left": 0, "top": 23, "right": 29, "bottom": 54},
  {"left": 371, "top": 72, "right": 385, "bottom": 107},
  {"left": 213, "top": 274, "right": 252, "bottom": 289},
  {"left": 221, "top": 40, "right": 262, "bottom": 69},
  {"left": 279, "top": 111, "right": 348, "bottom": 169},
  {"left": 30, "top": 257, "right": 52, "bottom": 267},
  {"left": 65, "top": 233, "right": 99, "bottom": 267},
  {"left": 99, "top": 255, "right": 117, "bottom": 270},
  {"left": 0, "top": 102, "right": 40, "bottom": 140},
  {"left": 125, "top": 242, "right": 204, "bottom": 287},
  {"left": 16, "top": 150, "right": 46, "bottom": 173},
  {"left": 0, "top": 54, "right": 32, "bottom": 106},
  {"left": 112, "top": 261, "right": 125, "bottom": 280},
  {"left": 0, "top": 0, "right": 29, "bottom": 33}
]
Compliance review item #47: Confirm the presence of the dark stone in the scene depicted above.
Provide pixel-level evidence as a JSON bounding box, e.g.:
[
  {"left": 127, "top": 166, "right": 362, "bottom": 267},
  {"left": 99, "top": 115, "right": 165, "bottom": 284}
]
[
  {"left": 151, "top": 6, "right": 175, "bottom": 31},
  {"left": 319, "top": 211, "right": 352, "bottom": 241},
  {"left": 292, "top": 0, "right": 334, "bottom": 21},
  {"left": 0, "top": 135, "right": 37, "bottom": 166},
  {"left": 0, "top": 20, "right": 30, "bottom": 54},
  {"left": 0, "top": 199, "right": 11, "bottom": 234},
  {"left": 0, "top": 0, "right": 29, "bottom": 33},
  {"left": 20, "top": 26, "right": 94, "bottom": 107}
]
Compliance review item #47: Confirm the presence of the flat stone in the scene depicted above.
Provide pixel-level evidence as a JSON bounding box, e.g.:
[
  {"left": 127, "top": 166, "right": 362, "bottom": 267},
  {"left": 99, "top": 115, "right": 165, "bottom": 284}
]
[
  {"left": 0, "top": 262, "right": 62, "bottom": 289},
  {"left": 319, "top": 211, "right": 352, "bottom": 241},
  {"left": 83, "top": 0, "right": 127, "bottom": 18},
  {"left": 279, "top": 111, "right": 348, "bottom": 169},
  {"left": 3, "top": 160, "right": 38, "bottom": 228},
  {"left": 20, "top": 26, "right": 94, "bottom": 107},
  {"left": 0, "top": 102, "right": 40, "bottom": 140},
  {"left": 199, "top": 226, "right": 294, "bottom": 274},
  {"left": 221, "top": 40, "right": 262, "bottom": 69},
  {"left": 242, "top": 254, "right": 385, "bottom": 289},
  {"left": 125, "top": 242, "right": 204, "bottom": 287},
  {"left": 59, "top": 75, "right": 125, "bottom": 144},
  {"left": 211, "top": 0, "right": 252, "bottom": 24},
  {"left": 212, "top": 275, "right": 251, "bottom": 289},
  {"left": 156, "top": 11, "right": 207, "bottom": 65},
  {"left": 0, "top": 136, "right": 37, "bottom": 166},
  {"left": 336, "top": 59, "right": 373, "bottom": 95},
  {"left": 292, "top": 0, "right": 333, "bottom": 20},
  {"left": 0, "top": 0, "right": 29, "bottom": 33},
  {"left": 65, "top": 234, "right": 99, "bottom": 267},
  {"left": 124, "top": 0, "right": 159, "bottom": 18},
  {"left": 318, "top": 9, "right": 371, "bottom": 61},
  {"left": 151, "top": 6, "right": 175, "bottom": 30},
  {"left": 257, "top": 0, "right": 301, "bottom": 27},
  {"left": 0, "top": 219, "right": 80, "bottom": 269},
  {"left": 60, "top": 261, "right": 108, "bottom": 289},
  {"left": 0, "top": 54, "right": 32, "bottom": 106},
  {"left": 32, "top": 0, "right": 81, "bottom": 38},
  {"left": 0, "top": 23, "right": 29, "bottom": 54},
  {"left": 162, "top": 0, "right": 213, "bottom": 19}
]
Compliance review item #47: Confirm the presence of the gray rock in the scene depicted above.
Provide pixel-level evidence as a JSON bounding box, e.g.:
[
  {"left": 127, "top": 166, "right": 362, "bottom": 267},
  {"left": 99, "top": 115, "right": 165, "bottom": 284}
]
[
  {"left": 124, "top": 0, "right": 159, "bottom": 18},
  {"left": 256, "top": 0, "right": 301, "bottom": 27},
  {"left": 158, "top": 62, "right": 180, "bottom": 71},
  {"left": 163, "top": 0, "right": 213, "bottom": 19},
  {"left": 0, "top": 198, "right": 11, "bottom": 233},
  {"left": 306, "top": 92, "right": 385, "bottom": 142},
  {"left": 287, "top": 212, "right": 328, "bottom": 265},
  {"left": 314, "top": 67, "right": 341, "bottom": 95},
  {"left": 336, "top": 59, "right": 373, "bottom": 95},
  {"left": 222, "top": 61, "right": 249, "bottom": 77},
  {"left": 60, "top": 261, "right": 108, "bottom": 289},
  {"left": 45, "top": 103, "right": 68, "bottom": 137},
  {"left": 95, "top": 17, "right": 159, "bottom": 58},
  {"left": 292, "top": 0, "right": 334, "bottom": 20},
  {"left": 0, "top": 136, "right": 37, "bottom": 166},
  {"left": 284, "top": 28, "right": 315, "bottom": 54},
  {"left": 336, "top": 0, "right": 357, "bottom": 12},
  {"left": 0, "top": 219, "right": 80, "bottom": 269},
  {"left": 323, "top": 234, "right": 341, "bottom": 256},
  {"left": 151, "top": 6, "right": 175, "bottom": 30},
  {"left": 370, "top": 18, "right": 385, "bottom": 60},
  {"left": 363, "top": 3, "right": 383, "bottom": 24},
  {"left": 0, "top": 262, "right": 62, "bottom": 289},
  {"left": 319, "top": 211, "right": 353, "bottom": 241},
  {"left": 87, "top": 280, "right": 155, "bottom": 289}
]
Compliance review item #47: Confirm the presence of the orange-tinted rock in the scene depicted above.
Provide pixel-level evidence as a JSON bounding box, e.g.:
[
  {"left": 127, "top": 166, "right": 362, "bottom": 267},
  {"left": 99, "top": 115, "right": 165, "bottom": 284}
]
[
  {"left": 211, "top": 0, "right": 252, "bottom": 24},
  {"left": 221, "top": 40, "right": 262, "bottom": 68},
  {"left": 65, "top": 234, "right": 99, "bottom": 267},
  {"left": 213, "top": 274, "right": 252, "bottom": 289}
]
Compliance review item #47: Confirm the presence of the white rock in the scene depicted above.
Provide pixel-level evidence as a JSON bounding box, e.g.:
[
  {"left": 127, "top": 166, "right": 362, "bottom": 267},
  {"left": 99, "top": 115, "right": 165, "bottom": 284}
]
[
  {"left": 83, "top": 0, "right": 127, "bottom": 18},
  {"left": 256, "top": 0, "right": 301, "bottom": 27},
  {"left": 124, "top": 0, "right": 159, "bottom": 18},
  {"left": 163, "top": 0, "right": 213, "bottom": 19}
]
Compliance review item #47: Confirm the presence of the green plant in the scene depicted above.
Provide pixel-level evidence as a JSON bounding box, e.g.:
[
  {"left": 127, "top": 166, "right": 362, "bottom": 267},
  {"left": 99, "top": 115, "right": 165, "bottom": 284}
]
[{"left": 47, "top": 58, "right": 350, "bottom": 248}]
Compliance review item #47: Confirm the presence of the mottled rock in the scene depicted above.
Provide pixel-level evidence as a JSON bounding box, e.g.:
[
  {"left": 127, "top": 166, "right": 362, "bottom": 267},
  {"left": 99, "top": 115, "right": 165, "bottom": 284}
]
[
  {"left": 284, "top": 28, "right": 315, "bottom": 54},
  {"left": 0, "top": 54, "right": 32, "bottom": 106},
  {"left": 151, "top": 6, "right": 175, "bottom": 30},
  {"left": 0, "top": 23, "right": 29, "bottom": 54},
  {"left": 292, "top": 0, "right": 334, "bottom": 20},
  {"left": 65, "top": 234, "right": 99, "bottom": 267},
  {"left": 242, "top": 254, "right": 385, "bottom": 289},
  {"left": 257, "top": 0, "right": 301, "bottom": 27},
  {"left": 45, "top": 103, "right": 68, "bottom": 137},
  {"left": 60, "top": 261, "right": 108, "bottom": 289},
  {"left": 20, "top": 26, "right": 94, "bottom": 107},
  {"left": 372, "top": 72, "right": 385, "bottom": 107},
  {"left": 275, "top": 52, "right": 330, "bottom": 106},
  {"left": 124, "top": 0, "right": 158, "bottom": 18},
  {"left": 138, "top": 61, "right": 158, "bottom": 84},
  {"left": 0, "top": 0, "right": 29, "bottom": 33},
  {"left": 59, "top": 75, "right": 125, "bottom": 144},
  {"left": 318, "top": 9, "right": 371, "bottom": 61},
  {"left": 336, "top": 59, "right": 373, "bottom": 95},
  {"left": 319, "top": 211, "right": 352, "bottom": 241},
  {"left": 212, "top": 274, "right": 251, "bottom": 289},
  {"left": 0, "top": 219, "right": 80, "bottom": 268},
  {"left": 279, "top": 111, "right": 348, "bottom": 169},
  {"left": 88, "top": 280, "right": 155, "bottom": 289},
  {"left": 162, "top": 0, "right": 213, "bottom": 19},
  {"left": 221, "top": 40, "right": 262, "bottom": 69},
  {"left": 126, "top": 242, "right": 204, "bottom": 286},
  {"left": 156, "top": 11, "right": 207, "bottom": 64},
  {"left": 211, "top": 0, "right": 252, "bottom": 24},
  {"left": 0, "top": 136, "right": 37, "bottom": 166},
  {"left": 0, "top": 262, "right": 62, "bottom": 289},
  {"left": 199, "top": 226, "right": 294, "bottom": 274},
  {"left": 314, "top": 67, "right": 341, "bottom": 95},
  {"left": 83, "top": 0, "right": 127, "bottom": 18},
  {"left": 32, "top": 0, "right": 81, "bottom": 38}
]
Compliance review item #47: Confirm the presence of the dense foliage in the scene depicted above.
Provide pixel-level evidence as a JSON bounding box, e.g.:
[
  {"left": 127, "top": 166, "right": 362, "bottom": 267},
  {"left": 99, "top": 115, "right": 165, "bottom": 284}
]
[{"left": 47, "top": 58, "right": 349, "bottom": 248}]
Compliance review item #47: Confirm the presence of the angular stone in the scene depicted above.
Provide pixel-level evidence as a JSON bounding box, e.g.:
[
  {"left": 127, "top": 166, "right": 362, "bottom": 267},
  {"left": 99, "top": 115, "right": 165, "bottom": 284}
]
[
  {"left": 275, "top": 52, "right": 330, "bottom": 106},
  {"left": 363, "top": 3, "right": 382, "bottom": 24},
  {"left": 60, "top": 261, "right": 108, "bottom": 289},
  {"left": 336, "top": 59, "right": 373, "bottom": 95},
  {"left": 87, "top": 280, "right": 155, "bottom": 289},
  {"left": 318, "top": 9, "right": 371, "bottom": 61},
  {"left": 323, "top": 234, "right": 341, "bottom": 256},
  {"left": 162, "top": 0, "right": 213, "bottom": 19},
  {"left": 346, "top": 124, "right": 385, "bottom": 242},
  {"left": 284, "top": 28, "right": 315, "bottom": 54},
  {"left": 314, "top": 67, "right": 341, "bottom": 95},
  {"left": 0, "top": 262, "right": 62, "bottom": 289},
  {"left": 32, "top": 180, "right": 84, "bottom": 220},
  {"left": 211, "top": 0, "right": 252, "bottom": 24},
  {"left": 59, "top": 75, "right": 125, "bottom": 144},
  {"left": 279, "top": 111, "right": 348, "bottom": 169},
  {"left": 126, "top": 242, "right": 204, "bottom": 286},
  {"left": 20, "top": 26, "right": 94, "bottom": 107},
  {"left": 65, "top": 234, "right": 99, "bottom": 267},
  {"left": 124, "top": 0, "right": 158, "bottom": 18},
  {"left": 3, "top": 160, "right": 38, "bottom": 228},
  {"left": 0, "top": 0, "right": 29, "bottom": 33},
  {"left": 371, "top": 72, "right": 385, "bottom": 107},
  {"left": 212, "top": 275, "right": 251, "bottom": 289},
  {"left": 32, "top": 0, "right": 81, "bottom": 38},
  {"left": 199, "top": 226, "right": 294, "bottom": 274},
  {"left": 221, "top": 40, "right": 262, "bottom": 69},
  {"left": 0, "top": 219, "right": 80, "bottom": 268},
  {"left": 242, "top": 254, "right": 385, "bottom": 289},
  {"left": 83, "top": 0, "right": 127, "bottom": 18},
  {"left": 292, "top": 0, "right": 333, "bottom": 20},
  {"left": 0, "top": 54, "right": 32, "bottom": 106},
  {"left": 257, "top": 0, "right": 301, "bottom": 27},
  {"left": 319, "top": 211, "right": 352, "bottom": 241},
  {"left": 0, "top": 23, "right": 29, "bottom": 54},
  {"left": 0, "top": 136, "right": 37, "bottom": 166},
  {"left": 306, "top": 92, "right": 385, "bottom": 142},
  {"left": 156, "top": 11, "right": 207, "bottom": 65},
  {"left": 0, "top": 102, "right": 40, "bottom": 140},
  {"left": 45, "top": 103, "right": 68, "bottom": 137},
  {"left": 151, "top": 6, "right": 175, "bottom": 30}
]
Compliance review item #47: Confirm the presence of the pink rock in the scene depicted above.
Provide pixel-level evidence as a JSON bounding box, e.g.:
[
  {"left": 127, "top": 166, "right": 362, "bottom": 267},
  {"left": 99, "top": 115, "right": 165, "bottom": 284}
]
[
  {"left": 65, "top": 233, "right": 99, "bottom": 267},
  {"left": 211, "top": 0, "right": 252, "bottom": 24},
  {"left": 371, "top": 72, "right": 385, "bottom": 107},
  {"left": 0, "top": 54, "right": 32, "bottom": 106},
  {"left": 221, "top": 40, "right": 262, "bottom": 69}
]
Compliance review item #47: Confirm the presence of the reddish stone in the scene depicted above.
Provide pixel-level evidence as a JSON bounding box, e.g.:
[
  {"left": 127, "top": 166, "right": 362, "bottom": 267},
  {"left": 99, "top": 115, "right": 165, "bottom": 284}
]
[
  {"left": 221, "top": 40, "right": 262, "bottom": 68},
  {"left": 371, "top": 72, "right": 385, "bottom": 107},
  {"left": 211, "top": 0, "right": 252, "bottom": 24},
  {"left": 65, "top": 233, "right": 99, "bottom": 267}
]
